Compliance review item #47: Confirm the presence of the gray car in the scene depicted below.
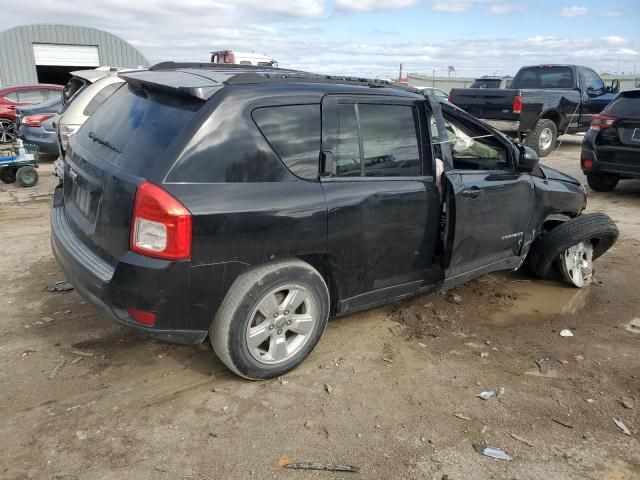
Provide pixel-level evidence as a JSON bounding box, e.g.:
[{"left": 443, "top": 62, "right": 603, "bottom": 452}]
[{"left": 17, "top": 96, "right": 62, "bottom": 156}]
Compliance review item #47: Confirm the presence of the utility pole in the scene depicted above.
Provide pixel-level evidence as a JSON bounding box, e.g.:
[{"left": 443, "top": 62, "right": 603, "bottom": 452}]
[{"left": 432, "top": 69, "right": 436, "bottom": 87}]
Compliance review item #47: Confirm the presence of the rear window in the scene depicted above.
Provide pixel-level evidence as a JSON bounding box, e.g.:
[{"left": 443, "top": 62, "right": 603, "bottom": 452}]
[
  {"left": 252, "top": 105, "right": 321, "bottom": 180},
  {"left": 83, "top": 82, "right": 122, "bottom": 117},
  {"left": 470, "top": 79, "right": 500, "bottom": 88},
  {"left": 77, "top": 85, "right": 201, "bottom": 177},
  {"left": 511, "top": 67, "right": 574, "bottom": 89},
  {"left": 63, "top": 77, "right": 87, "bottom": 105},
  {"left": 605, "top": 94, "right": 640, "bottom": 117}
]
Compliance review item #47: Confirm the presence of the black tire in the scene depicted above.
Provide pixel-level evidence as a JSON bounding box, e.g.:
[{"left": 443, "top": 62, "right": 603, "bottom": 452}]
[
  {"left": 528, "top": 213, "right": 619, "bottom": 280},
  {"left": 210, "top": 259, "right": 330, "bottom": 379},
  {"left": 587, "top": 173, "right": 619, "bottom": 192},
  {"left": 525, "top": 118, "right": 557, "bottom": 157},
  {"left": 0, "top": 166, "right": 16, "bottom": 184},
  {"left": 16, "top": 166, "right": 38, "bottom": 187},
  {"left": 0, "top": 118, "right": 16, "bottom": 144}
]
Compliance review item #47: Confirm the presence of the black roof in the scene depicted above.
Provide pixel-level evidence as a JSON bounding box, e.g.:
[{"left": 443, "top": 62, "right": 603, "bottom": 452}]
[{"left": 120, "top": 62, "right": 422, "bottom": 101}]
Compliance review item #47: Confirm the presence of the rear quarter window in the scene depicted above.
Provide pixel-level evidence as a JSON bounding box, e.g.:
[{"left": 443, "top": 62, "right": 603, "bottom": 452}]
[
  {"left": 77, "top": 84, "right": 201, "bottom": 177},
  {"left": 83, "top": 82, "right": 122, "bottom": 117},
  {"left": 605, "top": 95, "right": 640, "bottom": 117},
  {"left": 252, "top": 104, "right": 321, "bottom": 180}
]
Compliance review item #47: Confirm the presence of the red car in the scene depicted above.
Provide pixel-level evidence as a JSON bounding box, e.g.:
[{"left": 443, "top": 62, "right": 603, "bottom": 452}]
[{"left": 0, "top": 84, "right": 63, "bottom": 144}]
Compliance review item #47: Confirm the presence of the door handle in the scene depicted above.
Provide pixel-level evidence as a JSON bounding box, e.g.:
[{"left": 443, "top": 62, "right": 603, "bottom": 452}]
[{"left": 461, "top": 188, "right": 482, "bottom": 198}]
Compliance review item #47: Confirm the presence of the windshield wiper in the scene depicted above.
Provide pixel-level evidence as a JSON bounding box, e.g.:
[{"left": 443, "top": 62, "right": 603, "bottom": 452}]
[{"left": 88, "top": 131, "right": 121, "bottom": 153}]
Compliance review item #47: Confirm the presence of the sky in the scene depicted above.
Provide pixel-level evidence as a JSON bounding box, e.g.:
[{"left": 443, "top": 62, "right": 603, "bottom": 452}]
[{"left": 2, "top": 0, "right": 639, "bottom": 79}]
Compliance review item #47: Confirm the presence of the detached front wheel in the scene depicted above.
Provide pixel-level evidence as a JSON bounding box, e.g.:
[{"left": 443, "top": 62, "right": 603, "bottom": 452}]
[
  {"left": 528, "top": 213, "right": 619, "bottom": 287},
  {"left": 210, "top": 259, "right": 330, "bottom": 379}
]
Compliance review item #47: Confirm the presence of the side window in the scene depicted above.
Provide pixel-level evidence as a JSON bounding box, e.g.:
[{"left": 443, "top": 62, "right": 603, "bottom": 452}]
[
  {"left": 583, "top": 69, "right": 605, "bottom": 93},
  {"left": 336, "top": 104, "right": 361, "bottom": 177},
  {"left": 17, "top": 89, "right": 46, "bottom": 103},
  {"left": 3, "top": 92, "right": 19, "bottom": 102},
  {"left": 83, "top": 83, "right": 122, "bottom": 117},
  {"left": 358, "top": 104, "right": 421, "bottom": 177},
  {"left": 431, "top": 114, "right": 508, "bottom": 170},
  {"left": 252, "top": 104, "right": 321, "bottom": 180}
]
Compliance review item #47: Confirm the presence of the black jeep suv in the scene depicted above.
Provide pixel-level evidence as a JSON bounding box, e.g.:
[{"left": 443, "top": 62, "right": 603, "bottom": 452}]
[{"left": 52, "top": 63, "right": 617, "bottom": 379}]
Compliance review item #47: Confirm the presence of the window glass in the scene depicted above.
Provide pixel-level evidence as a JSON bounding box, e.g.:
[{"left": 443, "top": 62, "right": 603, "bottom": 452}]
[
  {"left": 252, "top": 104, "right": 321, "bottom": 180},
  {"left": 83, "top": 82, "right": 122, "bottom": 117},
  {"left": 582, "top": 69, "right": 605, "bottom": 92},
  {"left": 430, "top": 114, "right": 507, "bottom": 170},
  {"left": 17, "top": 89, "right": 46, "bottom": 103},
  {"left": 3, "top": 92, "right": 18, "bottom": 102},
  {"left": 358, "top": 104, "right": 421, "bottom": 177},
  {"left": 605, "top": 95, "right": 640, "bottom": 116},
  {"left": 336, "top": 104, "right": 361, "bottom": 177},
  {"left": 512, "top": 66, "right": 574, "bottom": 89},
  {"left": 239, "top": 61, "right": 252, "bottom": 65}
]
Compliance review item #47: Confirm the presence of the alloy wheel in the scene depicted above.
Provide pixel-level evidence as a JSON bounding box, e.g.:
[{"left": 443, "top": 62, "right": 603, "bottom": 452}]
[
  {"left": 559, "top": 241, "right": 594, "bottom": 288},
  {"left": 0, "top": 120, "right": 16, "bottom": 144}
]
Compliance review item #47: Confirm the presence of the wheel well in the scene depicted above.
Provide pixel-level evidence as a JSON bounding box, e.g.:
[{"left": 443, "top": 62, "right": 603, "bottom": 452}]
[
  {"left": 540, "top": 111, "right": 560, "bottom": 128},
  {"left": 297, "top": 254, "right": 339, "bottom": 316},
  {"left": 539, "top": 213, "right": 573, "bottom": 234}
]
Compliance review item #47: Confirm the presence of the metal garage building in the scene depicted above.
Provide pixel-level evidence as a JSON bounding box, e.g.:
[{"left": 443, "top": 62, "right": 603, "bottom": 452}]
[{"left": 0, "top": 24, "right": 149, "bottom": 87}]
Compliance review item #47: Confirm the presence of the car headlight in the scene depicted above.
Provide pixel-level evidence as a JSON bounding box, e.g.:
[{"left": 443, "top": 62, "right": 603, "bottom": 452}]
[{"left": 59, "top": 124, "right": 81, "bottom": 151}]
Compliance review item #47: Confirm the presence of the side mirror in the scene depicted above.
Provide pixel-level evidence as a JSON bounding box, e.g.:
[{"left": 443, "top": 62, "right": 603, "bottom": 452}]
[
  {"left": 519, "top": 145, "right": 539, "bottom": 172},
  {"left": 610, "top": 79, "right": 620, "bottom": 94}
]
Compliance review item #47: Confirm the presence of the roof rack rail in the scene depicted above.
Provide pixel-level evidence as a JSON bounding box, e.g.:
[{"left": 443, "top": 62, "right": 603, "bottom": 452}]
[{"left": 149, "top": 61, "right": 274, "bottom": 71}]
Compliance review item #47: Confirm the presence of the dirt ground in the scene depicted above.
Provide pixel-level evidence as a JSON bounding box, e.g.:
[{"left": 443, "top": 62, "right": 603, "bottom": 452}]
[{"left": 1, "top": 138, "right": 639, "bottom": 480}]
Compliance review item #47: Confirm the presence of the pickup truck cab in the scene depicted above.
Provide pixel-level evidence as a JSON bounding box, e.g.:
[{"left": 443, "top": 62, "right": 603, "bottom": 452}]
[
  {"left": 51, "top": 63, "right": 618, "bottom": 379},
  {"left": 449, "top": 65, "right": 619, "bottom": 156}
]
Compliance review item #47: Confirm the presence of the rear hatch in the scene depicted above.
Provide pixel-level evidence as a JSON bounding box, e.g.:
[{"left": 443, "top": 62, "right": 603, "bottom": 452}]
[
  {"left": 597, "top": 91, "right": 640, "bottom": 164},
  {"left": 62, "top": 80, "right": 204, "bottom": 264},
  {"left": 448, "top": 88, "right": 521, "bottom": 120}
]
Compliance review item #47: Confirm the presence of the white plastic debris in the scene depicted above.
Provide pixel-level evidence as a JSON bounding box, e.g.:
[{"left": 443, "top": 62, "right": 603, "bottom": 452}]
[
  {"left": 613, "top": 417, "right": 631, "bottom": 436},
  {"left": 560, "top": 329, "right": 574, "bottom": 337},
  {"left": 476, "top": 391, "right": 495, "bottom": 400}
]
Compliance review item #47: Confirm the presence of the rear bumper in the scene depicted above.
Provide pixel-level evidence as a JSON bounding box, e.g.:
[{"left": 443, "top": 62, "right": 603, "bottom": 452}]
[
  {"left": 19, "top": 126, "right": 58, "bottom": 155},
  {"left": 50, "top": 192, "right": 207, "bottom": 344},
  {"left": 480, "top": 119, "right": 520, "bottom": 132},
  {"left": 581, "top": 144, "right": 640, "bottom": 178}
]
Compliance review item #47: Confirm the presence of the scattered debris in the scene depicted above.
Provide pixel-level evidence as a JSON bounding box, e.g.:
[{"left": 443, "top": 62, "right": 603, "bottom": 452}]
[
  {"left": 70, "top": 356, "right": 83, "bottom": 365},
  {"left": 75, "top": 430, "right": 88, "bottom": 440},
  {"left": 41, "top": 316, "right": 54, "bottom": 323},
  {"left": 382, "top": 356, "right": 394, "bottom": 363},
  {"left": 625, "top": 318, "right": 640, "bottom": 334},
  {"left": 324, "top": 383, "right": 333, "bottom": 394},
  {"left": 63, "top": 309, "right": 72, "bottom": 315},
  {"left": 586, "top": 398, "right": 595, "bottom": 403},
  {"left": 447, "top": 293, "right": 462, "bottom": 305},
  {"left": 509, "top": 433, "right": 535, "bottom": 447},
  {"left": 283, "top": 461, "right": 360, "bottom": 473},
  {"left": 473, "top": 444, "right": 512, "bottom": 461},
  {"left": 304, "top": 420, "right": 313, "bottom": 429},
  {"left": 476, "top": 391, "right": 495, "bottom": 400},
  {"left": 557, "top": 357, "right": 569, "bottom": 365},
  {"left": 552, "top": 418, "right": 574, "bottom": 429},
  {"left": 536, "top": 358, "right": 551, "bottom": 374},
  {"left": 621, "top": 397, "right": 634, "bottom": 409},
  {"left": 46, "top": 281, "right": 74, "bottom": 292},
  {"left": 418, "top": 342, "right": 427, "bottom": 348},
  {"left": 560, "top": 329, "right": 574, "bottom": 337},
  {"left": 613, "top": 418, "right": 631, "bottom": 436},
  {"left": 454, "top": 413, "right": 471, "bottom": 421},
  {"left": 48, "top": 359, "right": 66, "bottom": 379},
  {"left": 480, "top": 352, "right": 490, "bottom": 358},
  {"left": 71, "top": 349, "right": 96, "bottom": 357},
  {"left": 574, "top": 354, "right": 584, "bottom": 362},
  {"left": 280, "top": 379, "right": 289, "bottom": 386},
  {"left": 496, "top": 387, "right": 505, "bottom": 397},
  {"left": 20, "top": 349, "right": 35, "bottom": 359}
]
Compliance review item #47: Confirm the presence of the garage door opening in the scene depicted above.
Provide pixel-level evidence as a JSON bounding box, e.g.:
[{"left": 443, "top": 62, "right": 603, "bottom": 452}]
[{"left": 36, "top": 65, "right": 89, "bottom": 85}]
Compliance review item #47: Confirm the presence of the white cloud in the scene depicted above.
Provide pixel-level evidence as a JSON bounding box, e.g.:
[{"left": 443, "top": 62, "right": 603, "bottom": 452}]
[
  {"left": 431, "top": 1, "right": 474, "bottom": 12},
  {"left": 560, "top": 5, "right": 588, "bottom": 17},
  {"left": 488, "top": 3, "right": 521, "bottom": 15},
  {"left": 603, "top": 36, "right": 627, "bottom": 46},
  {"left": 336, "top": 0, "right": 418, "bottom": 11}
]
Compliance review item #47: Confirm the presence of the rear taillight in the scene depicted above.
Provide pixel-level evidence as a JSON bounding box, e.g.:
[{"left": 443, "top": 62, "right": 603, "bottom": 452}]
[
  {"left": 126, "top": 307, "right": 156, "bottom": 326},
  {"left": 590, "top": 114, "right": 617, "bottom": 132},
  {"left": 22, "top": 114, "right": 54, "bottom": 127},
  {"left": 448, "top": 92, "right": 453, "bottom": 102},
  {"left": 581, "top": 158, "right": 593, "bottom": 169},
  {"left": 130, "top": 181, "right": 192, "bottom": 260},
  {"left": 512, "top": 95, "right": 523, "bottom": 115}
]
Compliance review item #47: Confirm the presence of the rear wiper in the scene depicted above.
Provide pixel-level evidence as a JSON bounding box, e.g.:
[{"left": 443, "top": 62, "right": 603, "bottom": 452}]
[{"left": 88, "top": 131, "right": 121, "bottom": 153}]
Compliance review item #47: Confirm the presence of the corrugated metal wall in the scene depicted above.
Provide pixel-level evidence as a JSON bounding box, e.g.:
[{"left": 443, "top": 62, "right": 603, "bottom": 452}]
[{"left": 0, "top": 24, "right": 149, "bottom": 86}]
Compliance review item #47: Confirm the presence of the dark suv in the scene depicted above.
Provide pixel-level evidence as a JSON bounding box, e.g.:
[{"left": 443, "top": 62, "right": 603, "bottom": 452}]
[{"left": 52, "top": 63, "right": 618, "bottom": 379}]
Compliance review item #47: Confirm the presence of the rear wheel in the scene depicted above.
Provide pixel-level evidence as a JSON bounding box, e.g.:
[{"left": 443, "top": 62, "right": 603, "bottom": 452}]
[
  {"left": 0, "top": 119, "right": 16, "bottom": 144},
  {"left": 587, "top": 173, "right": 619, "bottom": 192},
  {"left": 525, "top": 119, "right": 557, "bottom": 157},
  {"left": 0, "top": 166, "right": 16, "bottom": 184},
  {"left": 16, "top": 166, "right": 38, "bottom": 187},
  {"left": 527, "top": 213, "right": 619, "bottom": 286},
  {"left": 210, "top": 259, "right": 330, "bottom": 379}
]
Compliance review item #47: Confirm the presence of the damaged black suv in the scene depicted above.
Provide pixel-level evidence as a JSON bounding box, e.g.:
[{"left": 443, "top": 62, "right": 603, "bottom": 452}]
[{"left": 51, "top": 63, "right": 618, "bottom": 379}]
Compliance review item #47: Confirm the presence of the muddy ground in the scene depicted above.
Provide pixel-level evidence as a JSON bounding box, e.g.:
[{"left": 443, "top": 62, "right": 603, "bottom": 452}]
[{"left": 1, "top": 138, "right": 639, "bottom": 480}]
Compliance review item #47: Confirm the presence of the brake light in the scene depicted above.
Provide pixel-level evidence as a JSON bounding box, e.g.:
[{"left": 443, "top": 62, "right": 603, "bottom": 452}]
[
  {"left": 448, "top": 92, "right": 453, "bottom": 102},
  {"left": 590, "top": 114, "right": 617, "bottom": 132},
  {"left": 512, "top": 95, "right": 523, "bottom": 114},
  {"left": 130, "top": 181, "right": 192, "bottom": 260},
  {"left": 581, "top": 158, "right": 593, "bottom": 169},
  {"left": 126, "top": 307, "right": 156, "bottom": 326},
  {"left": 22, "top": 114, "right": 53, "bottom": 127}
]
